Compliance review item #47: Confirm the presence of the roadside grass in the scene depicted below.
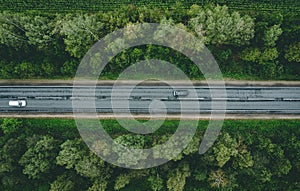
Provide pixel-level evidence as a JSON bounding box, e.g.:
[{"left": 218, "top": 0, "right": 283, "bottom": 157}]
[{"left": 17, "top": 118, "right": 300, "bottom": 138}]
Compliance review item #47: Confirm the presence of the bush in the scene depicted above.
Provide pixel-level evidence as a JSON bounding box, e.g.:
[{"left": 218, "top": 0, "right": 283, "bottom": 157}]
[
  {"left": 13, "top": 62, "right": 38, "bottom": 79},
  {"left": 257, "top": 61, "right": 278, "bottom": 79},
  {"left": 0, "top": 118, "right": 23, "bottom": 134},
  {"left": 60, "top": 60, "right": 79, "bottom": 77},
  {"left": 41, "top": 62, "right": 55, "bottom": 77}
]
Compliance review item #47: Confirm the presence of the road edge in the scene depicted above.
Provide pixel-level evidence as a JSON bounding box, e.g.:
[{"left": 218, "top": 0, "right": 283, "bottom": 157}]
[
  {"left": 0, "top": 113, "right": 300, "bottom": 120},
  {"left": 0, "top": 79, "right": 300, "bottom": 86}
]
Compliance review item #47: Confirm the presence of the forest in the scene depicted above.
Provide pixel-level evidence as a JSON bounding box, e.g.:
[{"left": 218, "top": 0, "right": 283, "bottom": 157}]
[
  {"left": 0, "top": 3, "right": 299, "bottom": 80},
  {"left": 0, "top": 118, "right": 299, "bottom": 191}
]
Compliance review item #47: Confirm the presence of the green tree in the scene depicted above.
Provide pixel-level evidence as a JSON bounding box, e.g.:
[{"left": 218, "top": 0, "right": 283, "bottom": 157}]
[
  {"left": 187, "top": 4, "right": 202, "bottom": 18},
  {"left": 56, "top": 138, "right": 87, "bottom": 169},
  {"left": 13, "top": 62, "right": 37, "bottom": 79},
  {"left": 114, "top": 169, "right": 150, "bottom": 190},
  {"left": 240, "top": 47, "right": 280, "bottom": 78},
  {"left": 102, "top": 5, "right": 139, "bottom": 32},
  {"left": 189, "top": 5, "right": 254, "bottom": 46},
  {"left": 208, "top": 169, "right": 228, "bottom": 189},
  {"left": 193, "top": 168, "right": 207, "bottom": 182},
  {"left": 148, "top": 174, "right": 164, "bottom": 191},
  {"left": 50, "top": 173, "right": 75, "bottom": 191},
  {"left": 208, "top": 169, "right": 237, "bottom": 190},
  {"left": 166, "top": 2, "right": 188, "bottom": 24},
  {"left": 60, "top": 60, "right": 78, "bottom": 77},
  {"left": 263, "top": 25, "right": 283, "bottom": 47},
  {"left": 240, "top": 48, "right": 261, "bottom": 62},
  {"left": 153, "top": 134, "right": 183, "bottom": 161},
  {"left": 182, "top": 133, "right": 201, "bottom": 156},
  {"left": 59, "top": 14, "right": 104, "bottom": 58},
  {"left": 137, "top": 6, "right": 164, "bottom": 23},
  {"left": 114, "top": 173, "right": 132, "bottom": 190},
  {"left": 258, "top": 61, "right": 279, "bottom": 79},
  {"left": 252, "top": 137, "right": 292, "bottom": 183},
  {"left": 233, "top": 139, "right": 254, "bottom": 169},
  {"left": 19, "top": 135, "right": 59, "bottom": 179},
  {"left": 0, "top": 138, "right": 26, "bottom": 173},
  {"left": 1, "top": 173, "right": 28, "bottom": 191},
  {"left": 260, "top": 48, "right": 279, "bottom": 62},
  {"left": 113, "top": 134, "right": 149, "bottom": 167},
  {"left": 213, "top": 133, "right": 238, "bottom": 167},
  {"left": 167, "top": 162, "right": 191, "bottom": 191},
  {"left": 0, "top": 118, "right": 23, "bottom": 135},
  {"left": 0, "top": 12, "right": 29, "bottom": 49},
  {"left": 41, "top": 61, "right": 55, "bottom": 77},
  {"left": 74, "top": 153, "right": 111, "bottom": 180},
  {"left": 88, "top": 179, "right": 108, "bottom": 191},
  {"left": 24, "top": 15, "right": 54, "bottom": 49},
  {"left": 285, "top": 42, "right": 300, "bottom": 63}
]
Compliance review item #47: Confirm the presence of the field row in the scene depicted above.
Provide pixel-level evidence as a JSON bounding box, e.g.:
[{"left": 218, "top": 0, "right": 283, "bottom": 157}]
[{"left": 0, "top": 0, "right": 299, "bottom": 12}]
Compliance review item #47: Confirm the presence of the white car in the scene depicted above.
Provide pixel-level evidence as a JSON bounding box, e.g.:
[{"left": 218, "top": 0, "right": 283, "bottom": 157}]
[
  {"left": 173, "top": 90, "right": 189, "bottom": 97},
  {"left": 9, "top": 100, "right": 27, "bottom": 107}
]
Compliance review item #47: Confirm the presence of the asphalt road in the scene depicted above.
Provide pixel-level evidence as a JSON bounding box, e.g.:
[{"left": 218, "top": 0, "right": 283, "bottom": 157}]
[{"left": 0, "top": 85, "right": 300, "bottom": 114}]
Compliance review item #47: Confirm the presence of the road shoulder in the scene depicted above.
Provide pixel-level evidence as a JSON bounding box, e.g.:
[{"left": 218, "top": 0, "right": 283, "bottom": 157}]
[{"left": 0, "top": 79, "right": 300, "bottom": 86}]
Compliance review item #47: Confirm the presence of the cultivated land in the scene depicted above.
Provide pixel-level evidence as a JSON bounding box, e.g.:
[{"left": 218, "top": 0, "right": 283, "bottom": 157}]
[{"left": 1, "top": 0, "right": 299, "bottom": 12}]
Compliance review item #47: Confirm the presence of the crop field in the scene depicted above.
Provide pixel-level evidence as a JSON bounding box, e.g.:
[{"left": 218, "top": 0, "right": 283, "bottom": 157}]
[{"left": 0, "top": 0, "right": 299, "bottom": 12}]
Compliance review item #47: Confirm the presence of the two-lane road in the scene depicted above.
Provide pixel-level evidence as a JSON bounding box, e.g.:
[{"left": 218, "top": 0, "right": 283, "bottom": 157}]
[{"left": 0, "top": 85, "right": 300, "bottom": 114}]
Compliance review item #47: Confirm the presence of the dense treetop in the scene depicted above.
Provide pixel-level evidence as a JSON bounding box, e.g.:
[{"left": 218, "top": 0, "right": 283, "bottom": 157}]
[
  {"left": 0, "top": 119, "right": 299, "bottom": 190},
  {"left": 0, "top": 4, "right": 299, "bottom": 80}
]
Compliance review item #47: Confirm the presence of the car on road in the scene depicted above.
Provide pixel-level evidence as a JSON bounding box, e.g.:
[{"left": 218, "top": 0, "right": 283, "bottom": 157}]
[
  {"left": 173, "top": 90, "right": 189, "bottom": 97},
  {"left": 9, "top": 100, "right": 27, "bottom": 107}
]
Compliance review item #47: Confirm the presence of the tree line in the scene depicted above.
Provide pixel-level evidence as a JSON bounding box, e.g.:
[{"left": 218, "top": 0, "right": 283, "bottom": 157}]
[
  {"left": 0, "top": 118, "right": 299, "bottom": 190},
  {"left": 0, "top": 4, "right": 299, "bottom": 80}
]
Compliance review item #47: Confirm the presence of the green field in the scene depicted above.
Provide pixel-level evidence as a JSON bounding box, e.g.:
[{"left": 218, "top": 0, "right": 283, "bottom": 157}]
[{"left": 1, "top": 0, "right": 300, "bottom": 12}]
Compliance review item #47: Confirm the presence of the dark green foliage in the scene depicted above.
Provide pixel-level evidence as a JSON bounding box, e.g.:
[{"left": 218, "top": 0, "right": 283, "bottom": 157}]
[
  {"left": 285, "top": 42, "right": 300, "bottom": 63},
  {"left": 147, "top": 172, "right": 164, "bottom": 191},
  {"left": 60, "top": 60, "right": 79, "bottom": 76},
  {"left": 56, "top": 139, "right": 87, "bottom": 169},
  {"left": 19, "top": 135, "right": 60, "bottom": 179},
  {"left": 0, "top": 3, "right": 298, "bottom": 80},
  {"left": 0, "top": 118, "right": 299, "bottom": 190},
  {"left": 49, "top": 173, "right": 75, "bottom": 191},
  {"left": 167, "top": 162, "right": 191, "bottom": 191},
  {"left": 0, "top": 118, "right": 23, "bottom": 134}
]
